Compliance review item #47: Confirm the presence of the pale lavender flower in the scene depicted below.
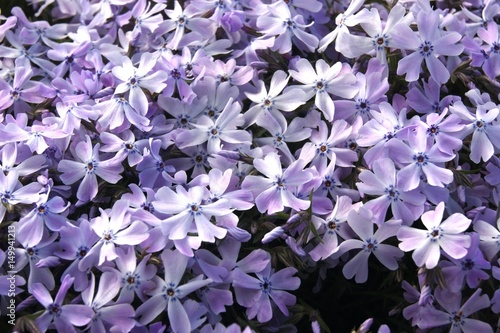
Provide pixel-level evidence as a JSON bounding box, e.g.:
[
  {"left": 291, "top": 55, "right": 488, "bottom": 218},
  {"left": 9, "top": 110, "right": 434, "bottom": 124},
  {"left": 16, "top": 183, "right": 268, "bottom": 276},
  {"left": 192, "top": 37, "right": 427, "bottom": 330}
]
[
  {"left": 112, "top": 53, "right": 168, "bottom": 116},
  {"left": 136, "top": 249, "right": 213, "bottom": 332},
  {"left": 406, "top": 78, "right": 460, "bottom": 115},
  {"left": 232, "top": 262, "right": 300, "bottom": 322},
  {"left": 175, "top": 98, "right": 252, "bottom": 154},
  {"left": 299, "top": 119, "right": 358, "bottom": 174},
  {"left": 55, "top": 219, "right": 99, "bottom": 291},
  {"left": 0, "top": 142, "right": 46, "bottom": 176},
  {"left": 392, "top": 10, "right": 464, "bottom": 84},
  {"left": 387, "top": 127, "right": 455, "bottom": 191},
  {"left": 243, "top": 70, "right": 307, "bottom": 129},
  {"left": 418, "top": 288, "right": 493, "bottom": 332},
  {"left": 31, "top": 275, "right": 94, "bottom": 333},
  {"left": 79, "top": 201, "right": 149, "bottom": 269},
  {"left": 473, "top": 218, "right": 500, "bottom": 260},
  {"left": 241, "top": 152, "right": 313, "bottom": 215},
  {"left": 440, "top": 233, "right": 491, "bottom": 292},
  {"left": 333, "top": 207, "right": 403, "bottom": 283},
  {"left": 357, "top": 101, "right": 413, "bottom": 168},
  {"left": 318, "top": 0, "right": 372, "bottom": 53},
  {"left": 136, "top": 139, "right": 176, "bottom": 189},
  {"left": 397, "top": 202, "right": 471, "bottom": 269},
  {"left": 289, "top": 58, "right": 358, "bottom": 121},
  {"left": 256, "top": 2, "right": 319, "bottom": 54},
  {"left": 99, "top": 130, "right": 145, "bottom": 167},
  {"left": 153, "top": 184, "right": 232, "bottom": 243},
  {"left": 82, "top": 272, "right": 136, "bottom": 333},
  {"left": 57, "top": 135, "right": 124, "bottom": 204},
  {"left": 309, "top": 196, "right": 361, "bottom": 261},
  {"left": 17, "top": 192, "right": 69, "bottom": 247},
  {"left": 356, "top": 158, "right": 426, "bottom": 225},
  {"left": 337, "top": 4, "right": 413, "bottom": 64},
  {"left": 0, "top": 169, "right": 42, "bottom": 222},
  {"left": 110, "top": 246, "right": 157, "bottom": 303},
  {"left": 449, "top": 99, "right": 500, "bottom": 163}
]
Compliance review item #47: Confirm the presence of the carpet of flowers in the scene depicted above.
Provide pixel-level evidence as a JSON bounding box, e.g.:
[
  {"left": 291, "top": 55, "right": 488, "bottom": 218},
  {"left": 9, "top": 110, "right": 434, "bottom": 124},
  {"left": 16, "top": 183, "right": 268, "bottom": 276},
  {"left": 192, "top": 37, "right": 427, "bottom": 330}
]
[{"left": 0, "top": 0, "right": 500, "bottom": 332}]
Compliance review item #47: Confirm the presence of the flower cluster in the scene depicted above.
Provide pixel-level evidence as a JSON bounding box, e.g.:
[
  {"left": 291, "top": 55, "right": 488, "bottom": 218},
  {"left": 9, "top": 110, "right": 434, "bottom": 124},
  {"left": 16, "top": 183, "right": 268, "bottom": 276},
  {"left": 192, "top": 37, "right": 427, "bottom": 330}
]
[{"left": 1, "top": 0, "right": 500, "bottom": 332}]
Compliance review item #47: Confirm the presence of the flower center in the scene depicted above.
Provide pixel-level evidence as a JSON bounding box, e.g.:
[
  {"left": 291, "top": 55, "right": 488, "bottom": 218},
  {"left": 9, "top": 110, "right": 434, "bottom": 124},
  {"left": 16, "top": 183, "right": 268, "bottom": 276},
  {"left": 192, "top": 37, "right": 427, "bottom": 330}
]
[
  {"left": 127, "top": 276, "right": 135, "bottom": 284},
  {"left": 419, "top": 41, "right": 434, "bottom": 57},
  {"left": 167, "top": 288, "right": 175, "bottom": 297},
  {"left": 327, "top": 221, "right": 336, "bottom": 230},
  {"left": 49, "top": 303, "right": 62, "bottom": 316},
  {"left": 125, "top": 143, "right": 134, "bottom": 150},
  {"left": 171, "top": 69, "right": 181, "bottom": 79},
  {"left": 461, "top": 259, "right": 474, "bottom": 271}
]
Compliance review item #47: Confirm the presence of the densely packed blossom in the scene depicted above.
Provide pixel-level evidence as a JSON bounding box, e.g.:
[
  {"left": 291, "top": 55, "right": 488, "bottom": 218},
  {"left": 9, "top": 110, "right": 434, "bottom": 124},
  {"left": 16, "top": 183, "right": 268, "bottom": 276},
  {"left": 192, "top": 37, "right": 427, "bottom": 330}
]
[{"left": 1, "top": 0, "right": 500, "bottom": 332}]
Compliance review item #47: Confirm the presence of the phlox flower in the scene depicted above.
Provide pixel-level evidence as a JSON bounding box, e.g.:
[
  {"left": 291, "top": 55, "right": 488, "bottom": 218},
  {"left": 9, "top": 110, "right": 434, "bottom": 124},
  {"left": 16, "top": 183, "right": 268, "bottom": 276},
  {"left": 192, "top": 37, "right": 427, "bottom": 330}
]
[
  {"left": 109, "top": 247, "right": 157, "bottom": 303},
  {"left": 232, "top": 263, "right": 300, "bottom": 323},
  {"left": 289, "top": 58, "right": 358, "bottom": 121},
  {"left": 462, "top": 21, "right": 500, "bottom": 79},
  {"left": 82, "top": 272, "right": 136, "bottom": 333},
  {"left": 112, "top": 53, "right": 168, "bottom": 116},
  {"left": 99, "top": 130, "right": 146, "bottom": 167},
  {"left": 391, "top": 10, "right": 464, "bottom": 84},
  {"left": 0, "top": 142, "right": 46, "bottom": 177},
  {"left": 79, "top": 201, "right": 149, "bottom": 270},
  {"left": 299, "top": 119, "right": 358, "bottom": 174},
  {"left": 337, "top": 4, "right": 413, "bottom": 64},
  {"left": 440, "top": 233, "right": 491, "bottom": 292},
  {"left": 31, "top": 275, "right": 94, "bottom": 333},
  {"left": 175, "top": 98, "right": 252, "bottom": 154},
  {"left": 159, "top": 0, "right": 216, "bottom": 50},
  {"left": 387, "top": 127, "right": 455, "bottom": 191},
  {"left": 55, "top": 219, "right": 99, "bottom": 291},
  {"left": 406, "top": 77, "right": 460, "bottom": 115},
  {"left": 153, "top": 184, "right": 232, "bottom": 243},
  {"left": 243, "top": 70, "right": 307, "bottom": 129},
  {"left": 315, "top": 159, "right": 360, "bottom": 201},
  {"left": 15, "top": 232, "right": 57, "bottom": 291},
  {"left": 0, "top": 64, "right": 54, "bottom": 115},
  {"left": 334, "top": 60, "right": 389, "bottom": 122},
  {"left": 417, "top": 288, "right": 493, "bottom": 333},
  {"left": 241, "top": 152, "right": 313, "bottom": 215},
  {"left": 473, "top": 218, "right": 500, "bottom": 260},
  {"left": 397, "top": 202, "right": 471, "bottom": 269},
  {"left": 0, "top": 169, "right": 42, "bottom": 222},
  {"left": 136, "top": 139, "right": 176, "bottom": 189},
  {"left": 318, "top": 0, "right": 372, "bottom": 53},
  {"left": 256, "top": 2, "right": 319, "bottom": 53},
  {"left": 57, "top": 135, "right": 124, "bottom": 204},
  {"left": 136, "top": 249, "right": 213, "bottom": 333},
  {"left": 333, "top": 207, "right": 403, "bottom": 283},
  {"left": 357, "top": 158, "right": 426, "bottom": 225},
  {"left": 17, "top": 192, "right": 69, "bottom": 247},
  {"left": 357, "top": 102, "right": 413, "bottom": 168},
  {"left": 309, "top": 195, "right": 361, "bottom": 261},
  {"left": 449, "top": 99, "right": 500, "bottom": 163}
]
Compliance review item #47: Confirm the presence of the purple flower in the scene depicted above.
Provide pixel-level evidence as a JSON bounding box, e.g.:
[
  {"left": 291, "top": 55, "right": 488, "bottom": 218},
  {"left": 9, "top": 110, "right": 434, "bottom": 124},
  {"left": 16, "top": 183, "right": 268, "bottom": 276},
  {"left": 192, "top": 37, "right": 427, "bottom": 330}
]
[
  {"left": 57, "top": 135, "right": 124, "bottom": 204},
  {"left": 241, "top": 152, "right": 313, "bottom": 214},
  {"left": 31, "top": 275, "right": 94, "bottom": 333},
  {"left": 449, "top": 98, "right": 500, "bottom": 163},
  {"left": 333, "top": 207, "right": 403, "bottom": 283},
  {"left": 397, "top": 202, "right": 471, "bottom": 269},
  {"left": 136, "top": 249, "right": 213, "bottom": 332},
  {"left": 232, "top": 263, "right": 300, "bottom": 322},
  {"left": 309, "top": 195, "right": 361, "bottom": 261},
  {"left": 440, "top": 233, "right": 491, "bottom": 292},
  {"left": 82, "top": 272, "right": 136, "bottom": 333},
  {"left": 473, "top": 218, "right": 500, "bottom": 260},
  {"left": 356, "top": 158, "right": 426, "bottom": 225},
  {"left": 153, "top": 184, "right": 232, "bottom": 243},
  {"left": 289, "top": 58, "right": 357, "bottom": 121},
  {"left": 256, "top": 2, "right": 319, "bottom": 53},
  {"left": 175, "top": 98, "right": 252, "bottom": 154},
  {"left": 418, "top": 288, "right": 492, "bottom": 333},
  {"left": 387, "top": 127, "right": 455, "bottom": 191},
  {"left": 392, "top": 10, "right": 464, "bottom": 84},
  {"left": 0, "top": 169, "right": 42, "bottom": 222},
  {"left": 112, "top": 53, "right": 168, "bottom": 116},
  {"left": 243, "top": 70, "right": 307, "bottom": 129},
  {"left": 79, "top": 201, "right": 149, "bottom": 269}
]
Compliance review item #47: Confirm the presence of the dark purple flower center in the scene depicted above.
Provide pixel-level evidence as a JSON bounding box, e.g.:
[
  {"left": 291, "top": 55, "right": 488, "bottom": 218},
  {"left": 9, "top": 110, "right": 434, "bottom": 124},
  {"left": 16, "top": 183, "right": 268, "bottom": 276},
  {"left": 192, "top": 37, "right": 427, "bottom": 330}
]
[
  {"left": 327, "top": 221, "right": 336, "bottom": 230},
  {"left": 461, "top": 259, "right": 474, "bottom": 271},
  {"left": 171, "top": 69, "right": 181, "bottom": 79},
  {"left": 376, "top": 37, "right": 384, "bottom": 45},
  {"left": 127, "top": 276, "right": 135, "bottom": 284},
  {"left": 27, "top": 248, "right": 35, "bottom": 255},
  {"left": 38, "top": 205, "right": 46, "bottom": 213},
  {"left": 166, "top": 288, "right": 175, "bottom": 296},
  {"left": 49, "top": 303, "right": 62, "bottom": 316}
]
